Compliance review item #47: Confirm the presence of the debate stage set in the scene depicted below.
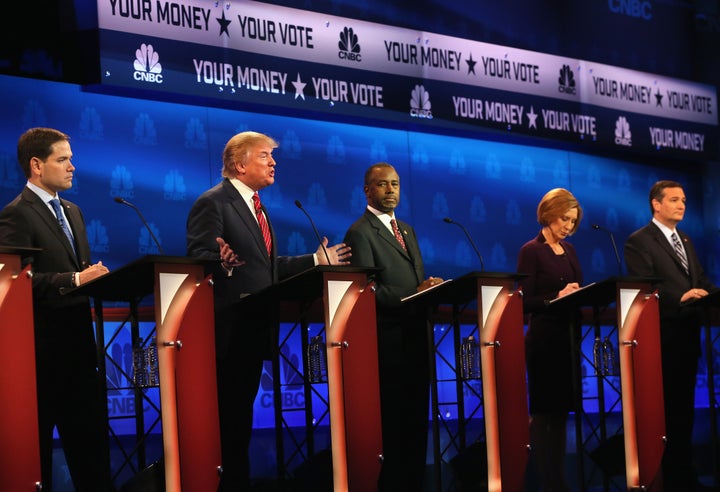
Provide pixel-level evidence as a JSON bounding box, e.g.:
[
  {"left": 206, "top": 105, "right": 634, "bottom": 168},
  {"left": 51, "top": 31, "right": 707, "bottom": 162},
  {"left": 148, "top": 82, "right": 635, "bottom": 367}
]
[{"left": 1, "top": 0, "right": 720, "bottom": 491}]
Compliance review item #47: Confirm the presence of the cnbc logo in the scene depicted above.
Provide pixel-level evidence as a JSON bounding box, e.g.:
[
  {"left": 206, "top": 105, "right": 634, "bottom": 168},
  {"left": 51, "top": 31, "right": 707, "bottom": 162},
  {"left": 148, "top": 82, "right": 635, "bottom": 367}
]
[
  {"left": 133, "top": 43, "right": 163, "bottom": 84},
  {"left": 409, "top": 84, "right": 433, "bottom": 119},
  {"left": 614, "top": 116, "right": 632, "bottom": 147},
  {"left": 337, "top": 27, "right": 362, "bottom": 62},
  {"left": 558, "top": 64, "right": 576, "bottom": 95}
]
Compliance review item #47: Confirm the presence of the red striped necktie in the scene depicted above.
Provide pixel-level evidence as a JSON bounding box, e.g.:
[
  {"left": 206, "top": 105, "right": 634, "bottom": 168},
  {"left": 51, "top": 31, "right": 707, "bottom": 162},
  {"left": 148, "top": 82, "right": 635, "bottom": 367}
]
[
  {"left": 252, "top": 192, "right": 272, "bottom": 256},
  {"left": 390, "top": 218, "right": 407, "bottom": 252}
]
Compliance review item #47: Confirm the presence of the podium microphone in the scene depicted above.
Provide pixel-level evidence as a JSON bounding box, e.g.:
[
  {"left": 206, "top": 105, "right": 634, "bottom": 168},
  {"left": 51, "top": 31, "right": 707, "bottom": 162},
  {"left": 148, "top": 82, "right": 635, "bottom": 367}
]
[
  {"left": 114, "top": 197, "right": 165, "bottom": 255},
  {"left": 443, "top": 217, "right": 484, "bottom": 271},
  {"left": 294, "top": 200, "right": 331, "bottom": 265},
  {"left": 592, "top": 224, "right": 622, "bottom": 276}
]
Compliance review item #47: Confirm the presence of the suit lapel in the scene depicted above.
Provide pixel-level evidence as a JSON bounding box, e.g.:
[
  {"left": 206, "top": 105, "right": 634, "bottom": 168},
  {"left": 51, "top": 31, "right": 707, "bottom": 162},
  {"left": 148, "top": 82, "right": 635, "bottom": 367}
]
[
  {"left": 60, "top": 199, "right": 85, "bottom": 267},
  {"left": 650, "top": 222, "right": 688, "bottom": 275},
  {"left": 396, "top": 218, "right": 417, "bottom": 259},
  {"left": 25, "top": 190, "right": 79, "bottom": 264},
  {"left": 677, "top": 229, "right": 696, "bottom": 277},
  {"left": 224, "top": 180, "right": 273, "bottom": 261},
  {"left": 366, "top": 211, "right": 409, "bottom": 258}
]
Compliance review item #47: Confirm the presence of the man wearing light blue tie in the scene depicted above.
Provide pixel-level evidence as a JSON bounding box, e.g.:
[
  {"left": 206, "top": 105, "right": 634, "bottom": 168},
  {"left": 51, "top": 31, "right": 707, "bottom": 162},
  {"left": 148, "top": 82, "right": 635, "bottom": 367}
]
[
  {"left": 0, "top": 127, "right": 112, "bottom": 492},
  {"left": 624, "top": 180, "right": 717, "bottom": 491}
]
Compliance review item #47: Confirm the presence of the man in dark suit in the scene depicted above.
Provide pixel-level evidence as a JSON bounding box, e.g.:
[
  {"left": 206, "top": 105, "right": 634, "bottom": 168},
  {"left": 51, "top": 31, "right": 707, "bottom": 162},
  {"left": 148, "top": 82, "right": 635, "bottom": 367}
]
[
  {"left": 186, "top": 130, "right": 351, "bottom": 491},
  {"left": 624, "top": 180, "right": 716, "bottom": 491},
  {"left": 0, "top": 127, "right": 112, "bottom": 492},
  {"left": 343, "top": 162, "right": 442, "bottom": 492}
]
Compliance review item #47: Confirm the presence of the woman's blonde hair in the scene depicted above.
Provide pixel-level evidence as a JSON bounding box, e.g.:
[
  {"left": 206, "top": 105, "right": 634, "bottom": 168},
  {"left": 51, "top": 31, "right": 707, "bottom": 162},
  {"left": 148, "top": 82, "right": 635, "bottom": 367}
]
[{"left": 536, "top": 188, "right": 583, "bottom": 235}]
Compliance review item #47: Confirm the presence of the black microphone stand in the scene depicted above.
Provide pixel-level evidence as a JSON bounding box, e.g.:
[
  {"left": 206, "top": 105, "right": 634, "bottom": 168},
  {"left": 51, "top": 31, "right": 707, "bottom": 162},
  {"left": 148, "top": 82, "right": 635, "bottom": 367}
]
[
  {"left": 443, "top": 217, "right": 484, "bottom": 271},
  {"left": 114, "top": 197, "right": 165, "bottom": 255},
  {"left": 295, "top": 200, "right": 331, "bottom": 265},
  {"left": 592, "top": 224, "right": 623, "bottom": 276}
]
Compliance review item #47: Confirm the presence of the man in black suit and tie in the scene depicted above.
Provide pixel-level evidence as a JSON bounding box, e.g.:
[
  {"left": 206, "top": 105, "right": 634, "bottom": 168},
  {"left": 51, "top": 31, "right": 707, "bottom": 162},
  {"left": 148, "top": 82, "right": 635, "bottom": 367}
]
[
  {"left": 0, "top": 127, "right": 112, "bottom": 491},
  {"left": 343, "top": 162, "right": 442, "bottom": 492},
  {"left": 624, "top": 180, "right": 716, "bottom": 491},
  {"left": 186, "top": 130, "right": 351, "bottom": 491}
]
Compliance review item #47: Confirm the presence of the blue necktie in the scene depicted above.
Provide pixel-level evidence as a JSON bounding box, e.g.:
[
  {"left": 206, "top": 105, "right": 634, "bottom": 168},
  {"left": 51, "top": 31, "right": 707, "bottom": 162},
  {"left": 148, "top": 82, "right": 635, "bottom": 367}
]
[{"left": 49, "top": 198, "right": 76, "bottom": 256}]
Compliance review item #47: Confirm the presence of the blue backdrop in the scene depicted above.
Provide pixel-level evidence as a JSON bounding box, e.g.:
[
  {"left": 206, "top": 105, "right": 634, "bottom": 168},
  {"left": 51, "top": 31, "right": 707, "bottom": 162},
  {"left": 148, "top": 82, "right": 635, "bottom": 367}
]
[{"left": 1, "top": 73, "right": 719, "bottom": 436}]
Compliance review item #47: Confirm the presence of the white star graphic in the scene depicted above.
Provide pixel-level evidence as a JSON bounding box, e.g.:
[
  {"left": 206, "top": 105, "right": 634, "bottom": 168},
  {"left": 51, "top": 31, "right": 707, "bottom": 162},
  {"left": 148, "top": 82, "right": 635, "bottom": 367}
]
[
  {"left": 292, "top": 73, "right": 306, "bottom": 100},
  {"left": 527, "top": 106, "right": 538, "bottom": 129}
]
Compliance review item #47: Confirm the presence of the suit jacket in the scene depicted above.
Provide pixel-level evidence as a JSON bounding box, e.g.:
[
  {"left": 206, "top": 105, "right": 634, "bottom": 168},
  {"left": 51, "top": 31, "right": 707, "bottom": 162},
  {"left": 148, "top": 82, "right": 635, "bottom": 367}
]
[
  {"left": 517, "top": 232, "right": 583, "bottom": 314},
  {"left": 344, "top": 210, "right": 427, "bottom": 367},
  {"left": 0, "top": 186, "right": 91, "bottom": 314},
  {"left": 186, "top": 179, "right": 315, "bottom": 358},
  {"left": 624, "top": 221, "right": 716, "bottom": 321},
  {"left": 344, "top": 209, "right": 424, "bottom": 309},
  {"left": 0, "top": 186, "right": 111, "bottom": 490}
]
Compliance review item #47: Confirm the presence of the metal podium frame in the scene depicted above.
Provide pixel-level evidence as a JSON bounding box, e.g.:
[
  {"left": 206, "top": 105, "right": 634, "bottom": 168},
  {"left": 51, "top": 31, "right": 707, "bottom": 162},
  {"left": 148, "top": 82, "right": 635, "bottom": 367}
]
[
  {"left": 403, "top": 271, "right": 530, "bottom": 492},
  {"left": 547, "top": 276, "right": 664, "bottom": 491},
  {"left": 237, "top": 265, "right": 382, "bottom": 492},
  {"left": 0, "top": 247, "right": 42, "bottom": 491},
  {"left": 685, "top": 289, "right": 720, "bottom": 489},
  {"left": 68, "top": 255, "right": 220, "bottom": 492}
]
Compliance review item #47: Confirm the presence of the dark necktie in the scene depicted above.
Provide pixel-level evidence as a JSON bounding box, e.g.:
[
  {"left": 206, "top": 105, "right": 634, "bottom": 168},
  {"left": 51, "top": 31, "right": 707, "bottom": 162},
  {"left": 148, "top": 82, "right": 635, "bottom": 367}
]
[
  {"left": 49, "top": 198, "right": 76, "bottom": 256},
  {"left": 671, "top": 232, "right": 688, "bottom": 274},
  {"left": 252, "top": 192, "right": 272, "bottom": 256},
  {"left": 390, "top": 218, "right": 407, "bottom": 252}
]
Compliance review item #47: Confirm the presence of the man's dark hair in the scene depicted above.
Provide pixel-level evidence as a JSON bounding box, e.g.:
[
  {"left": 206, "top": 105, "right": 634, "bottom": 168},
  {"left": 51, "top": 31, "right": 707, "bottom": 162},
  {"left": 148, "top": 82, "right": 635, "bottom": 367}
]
[{"left": 17, "top": 127, "right": 70, "bottom": 178}]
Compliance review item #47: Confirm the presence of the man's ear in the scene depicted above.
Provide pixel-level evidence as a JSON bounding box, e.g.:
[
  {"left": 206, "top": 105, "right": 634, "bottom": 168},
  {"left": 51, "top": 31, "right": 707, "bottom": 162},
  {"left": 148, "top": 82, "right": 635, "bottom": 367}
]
[
  {"left": 651, "top": 198, "right": 661, "bottom": 214},
  {"left": 30, "top": 157, "right": 42, "bottom": 176}
]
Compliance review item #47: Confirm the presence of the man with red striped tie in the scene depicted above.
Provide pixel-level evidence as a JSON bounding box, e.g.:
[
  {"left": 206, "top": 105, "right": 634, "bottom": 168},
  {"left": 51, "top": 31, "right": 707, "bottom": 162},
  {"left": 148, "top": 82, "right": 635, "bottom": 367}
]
[{"left": 186, "top": 131, "right": 352, "bottom": 491}]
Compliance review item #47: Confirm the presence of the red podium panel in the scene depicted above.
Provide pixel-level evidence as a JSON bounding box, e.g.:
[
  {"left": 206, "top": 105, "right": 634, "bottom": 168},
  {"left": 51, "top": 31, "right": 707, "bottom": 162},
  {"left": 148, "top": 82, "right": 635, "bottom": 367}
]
[
  {"left": 616, "top": 282, "right": 664, "bottom": 490},
  {"left": 403, "top": 271, "right": 529, "bottom": 492},
  {"left": 70, "top": 255, "right": 220, "bottom": 492},
  {"left": 240, "top": 266, "right": 382, "bottom": 492},
  {"left": 0, "top": 248, "right": 42, "bottom": 491},
  {"left": 547, "top": 276, "right": 663, "bottom": 491},
  {"left": 323, "top": 270, "right": 383, "bottom": 491},
  {"left": 477, "top": 282, "right": 529, "bottom": 492}
]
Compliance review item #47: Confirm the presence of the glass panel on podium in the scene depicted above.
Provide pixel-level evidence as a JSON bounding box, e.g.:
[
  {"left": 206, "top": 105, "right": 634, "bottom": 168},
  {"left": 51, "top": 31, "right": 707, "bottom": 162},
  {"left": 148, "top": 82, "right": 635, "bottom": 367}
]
[
  {"left": 236, "top": 265, "right": 382, "bottom": 491},
  {"left": 684, "top": 289, "right": 720, "bottom": 487},
  {"left": 546, "top": 276, "right": 663, "bottom": 491},
  {"left": 66, "top": 255, "right": 220, "bottom": 492},
  {"left": 402, "top": 271, "right": 529, "bottom": 492}
]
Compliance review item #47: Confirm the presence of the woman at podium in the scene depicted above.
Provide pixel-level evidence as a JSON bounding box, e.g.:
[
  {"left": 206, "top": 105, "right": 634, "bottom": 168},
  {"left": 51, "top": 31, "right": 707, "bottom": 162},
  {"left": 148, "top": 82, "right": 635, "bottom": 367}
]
[{"left": 517, "top": 188, "right": 584, "bottom": 492}]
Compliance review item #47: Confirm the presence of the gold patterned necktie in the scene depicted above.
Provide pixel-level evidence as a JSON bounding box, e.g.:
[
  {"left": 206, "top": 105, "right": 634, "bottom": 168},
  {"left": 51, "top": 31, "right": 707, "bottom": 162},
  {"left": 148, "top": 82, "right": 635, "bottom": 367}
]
[
  {"left": 252, "top": 192, "right": 272, "bottom": 256},
  {"left": 390, "top": 218, "right": 407, "bottom": 252}
]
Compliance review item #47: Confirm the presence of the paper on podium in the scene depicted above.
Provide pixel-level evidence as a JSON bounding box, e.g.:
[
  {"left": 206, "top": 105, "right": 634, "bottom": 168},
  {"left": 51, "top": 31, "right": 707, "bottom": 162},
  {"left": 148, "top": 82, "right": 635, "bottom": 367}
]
[
  {"left": 401, "top": 279, "right": 452, "bottom": 303},
  {"left": 545, "top": 282, "right": 597, "bottom": 306}
]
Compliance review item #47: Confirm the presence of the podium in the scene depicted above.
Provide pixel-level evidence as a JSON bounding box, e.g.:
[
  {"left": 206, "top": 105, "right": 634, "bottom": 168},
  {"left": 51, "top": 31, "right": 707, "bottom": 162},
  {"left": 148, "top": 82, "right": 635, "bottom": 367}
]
[
  {"left": 403, "top": 271, "right": 529, "bottom": 492},
  {"left": 547, "top": 276, "right": 664, "bottom": 490},
  {"left": 685, "top": 289, "right": 720, "bottom": 488},
  {"left": 0, "top": 247, "right": 42, "bottom": 490},
  {"left": 69, "top": 255, "right": 220, "bottom": 492},
  {"left": 237, "top": 265, "right": 382, "bottom": 492}
]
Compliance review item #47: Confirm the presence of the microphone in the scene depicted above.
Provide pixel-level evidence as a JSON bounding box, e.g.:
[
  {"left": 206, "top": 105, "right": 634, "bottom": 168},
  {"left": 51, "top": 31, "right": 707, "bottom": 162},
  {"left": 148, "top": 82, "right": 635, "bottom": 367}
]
[
  {"left": 592, "top": 224, "right": 622, "bottom": 276},
  {"left": 114, "top": 197, "right": 165, "bottom": 255},
  {"left": 294, "top": 200, "right": 331, "bottom": 265},
  {"left": 443, "top": 217, "right": 484, "bottom": 271}
]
